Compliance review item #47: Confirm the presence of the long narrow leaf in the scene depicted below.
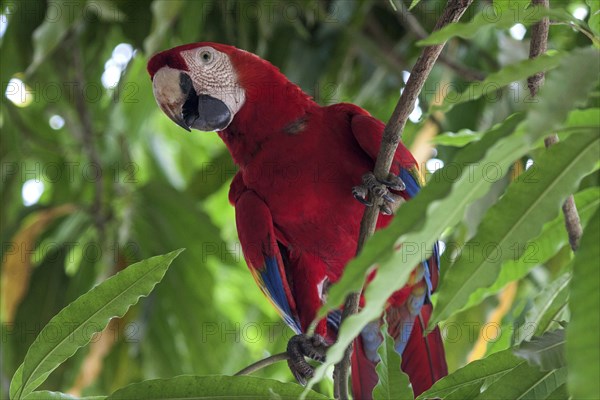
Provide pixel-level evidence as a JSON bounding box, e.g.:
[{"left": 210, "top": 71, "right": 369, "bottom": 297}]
[
  {"left": 418, "top": 6, "right": 578, "bottom": 46},
  {"left": 9, "top": 249, "right": 184, "bottom": 399},
  {"left": 434, "top": 107, "right": 600, "bottom": 148},
  {"left": 416, "top": 349, "right": 524, "bottom": 400},
  {"left": 372, "top": 323, "right": 413, "bottom": 400},
  {"left": 514, "top": 329, "right": 567, "bottom": 371},
  {"left": 464, "top": 188, "right": 599, "bottom": 311},
  {"left": 108, "top": 375, "right": 328, "bottom": 399},
  {"left": 430, "top": 131, "right": 599, "bottom": 327},
  {"left": 419, "top": 342, "right": 566, "bottom": 400},
  {"left": 431, "top": 52, "right": 564, "bottom": 114},
  {"left": 567, "top": 208, "right": 600, "bottom": 399},
  {"left": 514, "top": 273, "right": 570, "bottom": 343},
  {"left": 475, "top": 365, "right": 567, "bottom": 400},
  {"left": 23, "top": 392, "right": 105, "bottom": 400}
]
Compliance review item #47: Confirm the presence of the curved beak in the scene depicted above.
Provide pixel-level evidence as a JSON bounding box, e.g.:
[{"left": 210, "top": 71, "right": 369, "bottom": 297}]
[
  {"left": 162, "top": 102, "right": 191, "bottom": 132},
  {"left": 152, "top": 67, "right": 231, "bottom": 132},
  {"left": 152, "top": 67, "right": 191, "bottom": 131}
]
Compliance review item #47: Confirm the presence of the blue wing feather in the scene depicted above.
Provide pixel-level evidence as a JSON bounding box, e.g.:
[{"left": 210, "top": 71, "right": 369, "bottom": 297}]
[
  {"left": 261, "top": 256, "right": 302, "bottom": 334},
  {"left": 399, "top": 167, "right": 421, "bottom": 198}
]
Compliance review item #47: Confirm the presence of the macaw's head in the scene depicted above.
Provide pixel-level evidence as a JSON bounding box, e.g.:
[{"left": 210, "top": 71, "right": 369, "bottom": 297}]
[
  {"left": 147, "top": 43, "right": 245, "bottom": 132},
  {"left": 148, "top": 42, "right": 311, "bottom": 134}
]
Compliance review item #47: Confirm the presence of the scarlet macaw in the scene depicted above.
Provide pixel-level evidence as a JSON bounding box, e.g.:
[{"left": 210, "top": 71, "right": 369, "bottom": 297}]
[{"left": 148, "top": 42, "right": 446, "bottom": 398}]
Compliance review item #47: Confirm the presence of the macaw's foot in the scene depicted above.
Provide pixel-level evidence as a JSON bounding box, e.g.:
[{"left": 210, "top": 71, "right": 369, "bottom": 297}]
[
  {"left": 286, "top": 334, "right": 328, "bottom": 385},
  {"left": 352, "top": 172, "right": 406, "bottom": 215}
]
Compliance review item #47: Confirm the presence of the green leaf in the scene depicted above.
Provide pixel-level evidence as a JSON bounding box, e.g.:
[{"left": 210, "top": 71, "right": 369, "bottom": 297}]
[
  {"left": 143, "top": 0, "right": 185, "bottom": 55},
  {"left": 514, "top": 329, "right": 566, "bottom": 371},
  {"left": 408, "top": 0, "right": 421, "bottom": 11},
  {"left": 26, "top": 0, "right": 83, "bottom": 75},
  {"left": 416, "top": 349, "right": 523, "bottom": 400},
  {"left": 432, "top": 129, "right": 481, "bottom": 147},
  {"left": 419, "top": 343, "right": 566, "bottom": 400},
  {"left": 464, "top": 187, "right": 599, "bottom": 310},
  {"left": 514, "top": 273, "right": 571, "bottom": 343},
  {"left": 418, "top": 6, "right": 578, "bottom": 46},
  {"left": 587, "top": 0, "right": 600, "bottom": 37},
  {"left": 9, "top": 249, "right": 185, "bottom": 400},
  {"left": 85, "top": 1, "right": 126, "bottom": 22},
  {"left": 24, "top": 391, "right": 105, "bottom": 400},
  {"left": 448, "top": 105, "right": 598, "bottom": 147},
  {"left": 372, "top": 323, "right": 413, "bottom": 400},
  {"left": 475, "top": 365, "right": 567, "bottom": 400},
  {"left": 563, "top": 108, "right": 600, "bottom": 130},
  {"left": 431, "top": 52, "right": 564, "bottom": 114},
  {"left": 430, "top": 131, "right": 599, "bottom": 327},
  {"left": 546, "top": 383, "right": 569, "bottom": 400},
  {"left": 494, "top": 0, "right": 530, "bottom": 15},
  {"left": 527, "top": 49, "right": 599, "bottom": 137},
  {"left": 108, "top": 375, "right": 328, "bottom": 399},
  {"left": 567, "top": 207, "right": 600, "bottom": 399},
  {"left": 418, "top": 322, "right": 568, "bottom": 400}
]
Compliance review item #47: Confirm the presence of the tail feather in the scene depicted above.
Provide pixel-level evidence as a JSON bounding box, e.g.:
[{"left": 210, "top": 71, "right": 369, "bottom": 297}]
[
  {"left": 351, "top": 336, "right": 379, "bottom": 400},
  {"left": 401, "top": 304, "right": 447, "bottom": 396},
  {"left": 350, "top": 304, "right": 447, "bottom": 399}
]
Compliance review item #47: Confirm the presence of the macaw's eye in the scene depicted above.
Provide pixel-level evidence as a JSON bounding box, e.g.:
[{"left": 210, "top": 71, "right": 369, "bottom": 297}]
[{"left": 200, "top": 51, "right": 212, "bottom": 63}]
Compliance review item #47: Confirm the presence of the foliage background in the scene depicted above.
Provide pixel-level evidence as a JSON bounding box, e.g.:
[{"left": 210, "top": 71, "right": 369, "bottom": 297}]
[{"left": 1, "top": 0, "right": 598, "bottom": 398}]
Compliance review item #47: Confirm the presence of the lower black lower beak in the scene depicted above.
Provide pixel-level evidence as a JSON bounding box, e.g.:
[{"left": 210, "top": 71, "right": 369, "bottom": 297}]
[{"left": 182, "top": 93, "right": 231, "bottom": 132}]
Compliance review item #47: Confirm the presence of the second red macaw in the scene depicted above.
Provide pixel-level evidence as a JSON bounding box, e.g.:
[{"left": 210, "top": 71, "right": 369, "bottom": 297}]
[{"left": 148, "top": 42, "right": 447, "bottom": 398}]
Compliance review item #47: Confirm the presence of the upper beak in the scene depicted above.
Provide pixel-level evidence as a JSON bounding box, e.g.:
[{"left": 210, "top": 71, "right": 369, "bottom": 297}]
[
  {"left": 152, "top": 67, "right": 192, "bottom": 131},
  {"left": 162, "top": 102, "right": 191, "bottom": 132},
  {"left": 152, "top": 67, "right": 231, "bottom": 132}
]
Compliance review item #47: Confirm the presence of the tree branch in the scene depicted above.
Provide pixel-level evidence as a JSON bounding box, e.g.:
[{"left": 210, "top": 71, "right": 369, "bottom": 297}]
[
  {"left": 332, "top": 1, "right": 474, "bottom": 399},
  {"left": 527, "top": 0, "right": 549, "bottom": 98},
  {"left": 234, "top": 352, "right": 290, "bottom": 376},
  {"left": 527, "top": 0, "right": 582, "bottom": 250}
]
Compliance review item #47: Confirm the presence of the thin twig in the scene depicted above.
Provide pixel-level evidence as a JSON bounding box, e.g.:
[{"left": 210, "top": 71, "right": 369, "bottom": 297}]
[
  {"left": 527, "top": 0, "right": 582, "bottom": 250},
  {"left": 550, "top": 21, "right": 600, "bottom": 46},
  {"left": 332, "top": 1, "right": 474, "bottom": 399},
  {"left": 234, "top": 352, "right": 290, "bottom": 376}
]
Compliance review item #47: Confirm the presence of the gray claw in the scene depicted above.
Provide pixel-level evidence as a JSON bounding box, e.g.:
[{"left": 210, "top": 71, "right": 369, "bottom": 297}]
[
  {"left": 353, "top": 186, "right": 372, "bottom": 207},
  {"left": 380, "top": 173, "right": 406, "bottom": 191},
  {"left": 383, "top": 194, "right": 395, "bottom": 203},
  {"left": 380, "top": 204, "right": 393, "bottom": 215}
]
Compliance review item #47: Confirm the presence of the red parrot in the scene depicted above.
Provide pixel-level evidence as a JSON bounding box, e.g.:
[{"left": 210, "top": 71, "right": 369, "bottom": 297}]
[{"left": 148, "top": 42, "right": 447, "bottom": 398}]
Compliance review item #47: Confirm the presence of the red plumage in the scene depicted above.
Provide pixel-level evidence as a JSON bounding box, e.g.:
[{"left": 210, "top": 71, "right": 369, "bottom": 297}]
[{"left": 149, "top": 42, "right": 447, "bottom": 398}]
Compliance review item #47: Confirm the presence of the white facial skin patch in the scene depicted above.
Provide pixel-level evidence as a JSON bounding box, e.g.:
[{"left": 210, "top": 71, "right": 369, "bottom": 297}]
[{"left": 180, "top": 47, "right": 246, "bottom": 130}]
